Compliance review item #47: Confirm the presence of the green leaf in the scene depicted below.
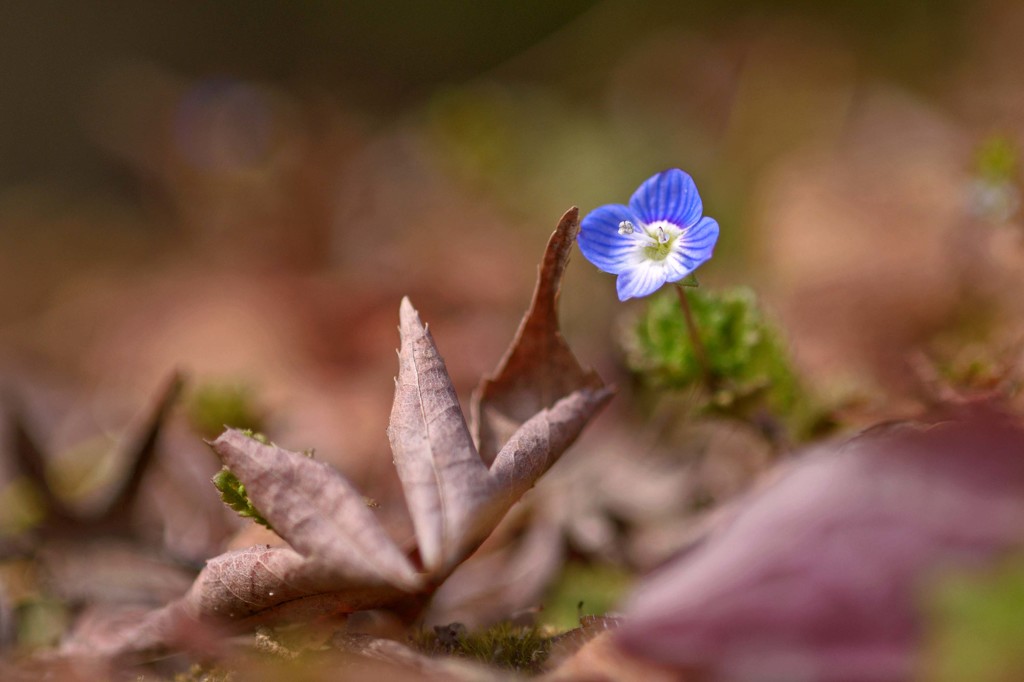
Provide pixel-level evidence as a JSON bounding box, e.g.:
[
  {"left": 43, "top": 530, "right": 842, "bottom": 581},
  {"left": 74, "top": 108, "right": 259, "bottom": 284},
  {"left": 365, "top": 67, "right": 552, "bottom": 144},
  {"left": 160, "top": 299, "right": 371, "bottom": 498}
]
[{"left": 212, "top": 467, "right": 273, "bottom": 530}]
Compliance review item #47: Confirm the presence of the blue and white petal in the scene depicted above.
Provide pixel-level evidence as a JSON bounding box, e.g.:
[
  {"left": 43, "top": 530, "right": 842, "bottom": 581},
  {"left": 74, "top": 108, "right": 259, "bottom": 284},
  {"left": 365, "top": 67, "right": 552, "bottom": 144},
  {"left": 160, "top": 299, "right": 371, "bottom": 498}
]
[
  {"left": 578, "top": 203, "right": 642, "bottom": 275},
  {"left": 629, "top": 169, "right": 703, "bottom": 228},
  {"left": 679, "top": 216, "right": 719, "bottom": 263},
  {"left": 616, "top": 261, "right": 669, "bottom": 301}
]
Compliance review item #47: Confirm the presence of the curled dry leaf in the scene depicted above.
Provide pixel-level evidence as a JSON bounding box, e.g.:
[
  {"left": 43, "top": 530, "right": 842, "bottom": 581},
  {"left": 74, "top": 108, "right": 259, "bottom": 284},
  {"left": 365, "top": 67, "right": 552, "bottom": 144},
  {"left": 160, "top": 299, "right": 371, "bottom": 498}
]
[
  {"left": 61, "top": 209, "right": 611, "bottom": 659},
  {"left": 471, "top": 207, "right": 605, "bottom": 464}
]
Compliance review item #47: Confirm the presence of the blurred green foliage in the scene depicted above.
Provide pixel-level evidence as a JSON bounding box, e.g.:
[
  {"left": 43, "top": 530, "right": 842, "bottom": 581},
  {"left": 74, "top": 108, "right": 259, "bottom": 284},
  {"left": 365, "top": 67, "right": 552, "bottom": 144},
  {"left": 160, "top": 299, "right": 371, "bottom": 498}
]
[
  {"left": 923, "top": 559, "right": 1024, "bottom": 682},
  {"left": 542, "top": 561, "right": 632, "bottom": 631},
  {"left": 0, "top": 478, "right": 46, "bottom": 536},
  {"left": 186, "top": 383, "right": 265, "bottom": 440},
  {"left": 16, "top": 597, "right": 68, "bottom": 649},
  {"left": 975, "top": 135, "right": 1018, "bottom": 184},
  {"left": 625, "top": 286, "right": 831, "bottom": 443}
]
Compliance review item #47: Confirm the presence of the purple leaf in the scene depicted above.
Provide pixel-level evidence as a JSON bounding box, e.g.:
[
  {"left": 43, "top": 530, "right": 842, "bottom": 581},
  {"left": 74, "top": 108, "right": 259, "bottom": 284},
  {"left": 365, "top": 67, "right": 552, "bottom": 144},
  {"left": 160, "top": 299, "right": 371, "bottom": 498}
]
[{"left": 618, "top": 408, "right": 1024, "bottom": 681}]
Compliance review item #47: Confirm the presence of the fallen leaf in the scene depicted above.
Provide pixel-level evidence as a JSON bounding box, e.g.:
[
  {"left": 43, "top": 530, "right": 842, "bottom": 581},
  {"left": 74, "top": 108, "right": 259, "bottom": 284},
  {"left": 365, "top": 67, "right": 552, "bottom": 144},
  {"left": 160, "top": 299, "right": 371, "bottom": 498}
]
[
  {"left": 5, "top": 372, "right": 183, "bottom": 539},
  {"left": 543, "top": 630, "right": 677, "bottom": 682},
  {"left": 181, "top": 545, "right": 409, "bottom": 624},
  {"left": 471, "top": 207, "right": 605, "bottom": 464},
  {"left": 210, "top": 431, "right": 422, "bottom": 591},
  {"left": 387, "top": 299, "right": 499, "bottom": 574},
  {"left": 618, "top": 405, "right": 1024, "bottom": 682}
]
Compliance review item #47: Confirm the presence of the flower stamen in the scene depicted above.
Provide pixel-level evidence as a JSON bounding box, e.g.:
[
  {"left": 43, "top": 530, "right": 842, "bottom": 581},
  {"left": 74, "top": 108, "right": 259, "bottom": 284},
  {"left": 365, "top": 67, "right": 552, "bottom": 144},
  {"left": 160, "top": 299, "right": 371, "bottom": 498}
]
[{"left": 618, "top": 220, "right": 636, "bottom": 235}]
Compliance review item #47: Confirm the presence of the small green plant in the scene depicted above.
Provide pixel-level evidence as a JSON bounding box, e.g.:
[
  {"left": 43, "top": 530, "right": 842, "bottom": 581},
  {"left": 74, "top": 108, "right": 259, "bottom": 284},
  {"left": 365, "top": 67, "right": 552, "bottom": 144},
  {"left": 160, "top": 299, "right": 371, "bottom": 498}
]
[
  {"left": 212, "top": 468, "right": 272, "bottom": 530},
  {"left": 625, "top": 286, "right": 831, "bottom": 443}
]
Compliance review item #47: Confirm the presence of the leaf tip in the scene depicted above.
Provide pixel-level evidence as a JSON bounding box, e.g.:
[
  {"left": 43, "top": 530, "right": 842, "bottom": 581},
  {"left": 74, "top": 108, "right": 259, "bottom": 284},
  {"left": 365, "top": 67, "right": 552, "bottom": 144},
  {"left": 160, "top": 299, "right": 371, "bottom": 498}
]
[
  {"left": 398, "top": 297, "right": 426, "bottom": 338},
  {"left": 558, "top": 206, "right": 581, "bottom": 238}
]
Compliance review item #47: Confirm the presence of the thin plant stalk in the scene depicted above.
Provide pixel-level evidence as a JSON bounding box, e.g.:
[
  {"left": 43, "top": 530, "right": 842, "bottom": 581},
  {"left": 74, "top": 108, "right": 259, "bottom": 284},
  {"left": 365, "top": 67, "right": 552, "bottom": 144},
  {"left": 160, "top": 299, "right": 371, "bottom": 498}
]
[{"left": 675, "top": 283, "right": 715, "bottom": 393}]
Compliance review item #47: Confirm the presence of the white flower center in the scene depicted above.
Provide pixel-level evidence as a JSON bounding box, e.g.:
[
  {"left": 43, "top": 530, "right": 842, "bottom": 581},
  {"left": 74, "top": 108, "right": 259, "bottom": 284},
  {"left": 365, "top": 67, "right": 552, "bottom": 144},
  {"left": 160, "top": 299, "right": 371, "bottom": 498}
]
[{"left": 637, "top": 221, "right": 681, "bottom": 262}]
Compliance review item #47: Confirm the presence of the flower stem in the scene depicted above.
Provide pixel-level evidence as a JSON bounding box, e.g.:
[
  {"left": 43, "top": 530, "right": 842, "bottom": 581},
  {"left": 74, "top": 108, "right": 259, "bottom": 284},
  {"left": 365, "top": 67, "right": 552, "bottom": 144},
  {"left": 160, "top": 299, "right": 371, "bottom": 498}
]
[{"left": 675, "top": 284, "right": 715, "bottom": 393}]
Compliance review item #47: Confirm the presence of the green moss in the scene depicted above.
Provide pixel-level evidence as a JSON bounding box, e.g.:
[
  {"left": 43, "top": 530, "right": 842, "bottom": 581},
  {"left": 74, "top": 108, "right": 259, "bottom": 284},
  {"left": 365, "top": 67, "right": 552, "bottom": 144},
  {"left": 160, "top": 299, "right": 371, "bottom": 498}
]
[
  {"left": 412, "top": 622, "right": 552, "bottom": 674},
  {"left": 212, "top": 468, "right": 272, "bottom": 530}
]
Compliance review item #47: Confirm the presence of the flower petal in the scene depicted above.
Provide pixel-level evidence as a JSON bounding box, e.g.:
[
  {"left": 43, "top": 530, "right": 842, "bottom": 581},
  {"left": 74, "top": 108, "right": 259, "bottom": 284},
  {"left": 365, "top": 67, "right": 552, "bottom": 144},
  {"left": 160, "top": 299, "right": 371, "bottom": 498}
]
[
  {"left": 678, "top": 216, "right": 719, "bottom": 264},
  {"left": 578, "top": 203, "right": 643, "bottom": 274},
  {"left": 629, "top": 169, "right": 703, "bottom": 227},
  {"left": 663, "top": 252, "right": 697, "bottom": 281},
  {"left": 616, "top": 262, "right": 669, "bottom": 301}
]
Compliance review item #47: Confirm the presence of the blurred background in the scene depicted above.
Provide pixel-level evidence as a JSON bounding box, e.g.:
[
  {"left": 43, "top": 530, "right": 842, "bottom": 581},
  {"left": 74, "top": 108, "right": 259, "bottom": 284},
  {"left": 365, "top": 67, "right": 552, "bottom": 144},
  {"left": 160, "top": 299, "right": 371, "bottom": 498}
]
[
  {"left": 4, "top": 0, "right": 1024, "bottom": 501},
  {"left": 4, "top": 0, "right": 1024, "bottom": 525},
  {"left": 3, "top": 0, "right": 1024, "bottom": 666}
]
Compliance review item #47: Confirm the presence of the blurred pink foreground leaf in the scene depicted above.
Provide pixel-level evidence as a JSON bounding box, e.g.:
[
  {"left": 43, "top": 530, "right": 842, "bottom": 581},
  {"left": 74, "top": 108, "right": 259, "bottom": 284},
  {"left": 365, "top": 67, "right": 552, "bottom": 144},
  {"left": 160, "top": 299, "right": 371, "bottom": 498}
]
[
  {"left": 62, "top": 208, "right": 612, "bottom": 659},
  {"left": 618, "top": 406, "right": 1024, "bottom": 682}
]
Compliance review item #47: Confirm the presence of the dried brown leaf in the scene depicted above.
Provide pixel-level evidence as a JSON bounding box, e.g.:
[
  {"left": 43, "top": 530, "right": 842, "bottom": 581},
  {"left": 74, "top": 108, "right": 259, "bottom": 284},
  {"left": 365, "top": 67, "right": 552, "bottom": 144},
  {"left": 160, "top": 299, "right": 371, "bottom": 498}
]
[
  {"left": 387, "top": 298, "right": 499, "bottom": 574},
  {"left": 210, "top": 431, "right": 421, "bottom": 591},
  {"left": 4, "top": 372, "right": 183, "bottom": 538},
  {"left": 472, "top": 207, "right": 606, "bottom": 463},
  {"left": 99, "top": 372, "right": 184, "bottom": 521},
  {"left": 489, "top": 387, "right": 612, "bottom": 501},
  {"left": 181, "top": 545, "right": 408, "bottom": 625}
]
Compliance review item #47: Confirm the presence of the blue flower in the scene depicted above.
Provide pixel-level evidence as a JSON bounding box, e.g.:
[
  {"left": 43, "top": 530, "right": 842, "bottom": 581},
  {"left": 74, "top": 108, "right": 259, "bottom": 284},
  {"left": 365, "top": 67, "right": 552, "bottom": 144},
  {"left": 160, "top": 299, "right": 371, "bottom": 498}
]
[{"left": 578, "top": 169, "right": 720, "bottom": 301}]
